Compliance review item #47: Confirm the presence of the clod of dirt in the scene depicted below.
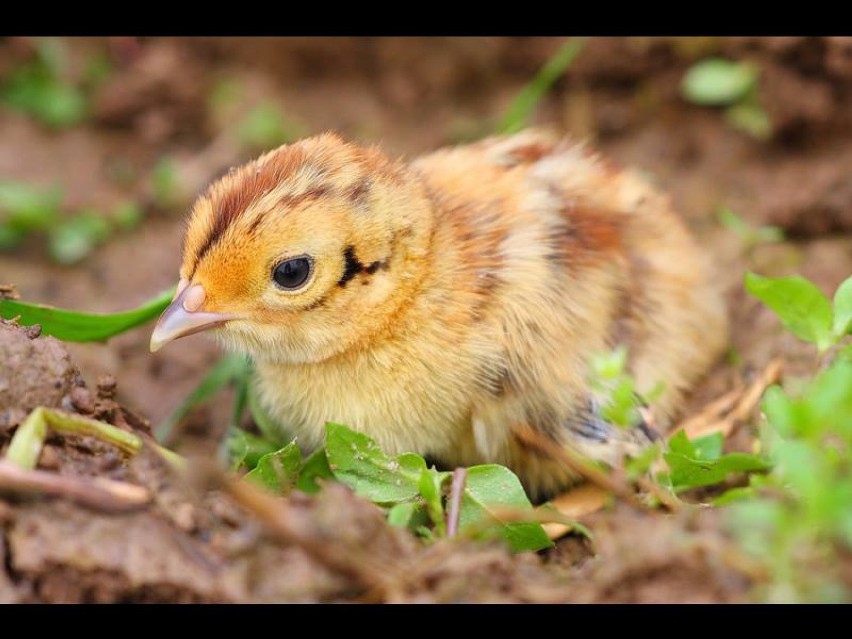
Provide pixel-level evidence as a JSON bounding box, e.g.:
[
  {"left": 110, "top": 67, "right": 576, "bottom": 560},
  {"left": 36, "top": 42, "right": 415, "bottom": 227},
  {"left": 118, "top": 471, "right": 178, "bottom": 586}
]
[{"left": 0, "top": 320, "right": 83, "bottom": 430}]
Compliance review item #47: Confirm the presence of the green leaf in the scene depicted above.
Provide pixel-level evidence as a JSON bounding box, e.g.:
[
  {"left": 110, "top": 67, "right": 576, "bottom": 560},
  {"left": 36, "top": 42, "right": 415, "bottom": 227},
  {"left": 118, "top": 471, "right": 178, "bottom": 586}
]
[
  {"left": 0, "top": 226, "right": 24, "bottom": 250},
  {"left": 296, "top": 448, "right": 334, "bottom": 494},
  {"left": 625, "top": 443, "right": 661, "bottom": 479},
  {"left": 0, "top": 286, "right": 174, "bottom": 342},
  {"left": 35, "top": 82, "right": 87, "bottom": 128},
  {"left": 0, "top": 181, "right": 62, "bottom": 231},
  {"left": 387, "top": 501, "right": 421, "bottom": 528},
  {"left": 48, "top": 211, "right": 111, "bottom": 264},
  {"left": 324, "top": 422, "right": 426, "bottom": 504},
  {"left": 665, "top": 431, "right": 770, "bottom": 491},
  {"left": 681, "top": 58, "right": 758, "bottom": 106},
  {"left": 692, "top": 432, "right": 724, "bottom": 461},
  {"left": 459, "top": 465, "right": 553, "bottom": 552},
  {"left": 499, "top": 37, "right": 586, "bottom": 134},
  {"left": 761, "top": 384, "right": 795, "bottom": 438},
  {"left": 237, "top": 103, "right": 304, "bottom": 150},
  {"left": 419, "top": 468, "right": 450, "bottom": 534},
  {"left": 245, "top": 441, "right": 302, "bottom": 494},
  {"left": 745, "top": 272, "right": 835, "bottom": 352},
  {"left": 837, "top": 343, "right": 852, "bottom": 364},
  {"left": 725, "top": 101, "right": 772, "bottom": 140},
  {"left": 718, "top": 207, "right": 783, "bottom": 246},
  {"left": 713, "top": 486, "right": 756, "bottom": 506},
  {"left": 112, "top": 201, "right": 143, "bottom": 230},
  {"left": 591, "top": 344, "right": 627, "bottom": 380},
  {"left": 803, "top": 361, "right": 852, "bottom": 438},
  {"left": 2, "top": 41, "right": 88, "bottom": 130},
  {"left": 228, "top": 428, "right": 280, "bottom": 471},
  {"left": 832, "top": 276, "right": 852, "bottom": 338},
  {"left": 151, "top": 158, "right": 179, "bottom": 208},
  {"left": 156, "top": 354, "right": 250, "bottom": 442}
]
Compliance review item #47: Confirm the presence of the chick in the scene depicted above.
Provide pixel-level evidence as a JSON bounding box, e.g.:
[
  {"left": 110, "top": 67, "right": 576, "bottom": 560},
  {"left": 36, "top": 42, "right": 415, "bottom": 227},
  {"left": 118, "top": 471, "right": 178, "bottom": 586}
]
[{"left": 150, "top": 130, "right": 727, "bottom": 498}]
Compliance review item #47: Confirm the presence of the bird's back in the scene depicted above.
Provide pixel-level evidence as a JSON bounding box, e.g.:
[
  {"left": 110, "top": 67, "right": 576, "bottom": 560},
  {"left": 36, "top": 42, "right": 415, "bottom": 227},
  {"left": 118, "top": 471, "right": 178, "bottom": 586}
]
[{"left": 409, "top": 130, "right": 727, "bottom": 490}]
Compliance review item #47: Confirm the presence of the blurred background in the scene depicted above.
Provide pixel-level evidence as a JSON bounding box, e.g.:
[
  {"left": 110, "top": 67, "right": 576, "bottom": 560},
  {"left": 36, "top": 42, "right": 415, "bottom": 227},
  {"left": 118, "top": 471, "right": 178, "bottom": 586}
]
[{"left": 2, "top": 36, "right": 851, "bottom": 449}]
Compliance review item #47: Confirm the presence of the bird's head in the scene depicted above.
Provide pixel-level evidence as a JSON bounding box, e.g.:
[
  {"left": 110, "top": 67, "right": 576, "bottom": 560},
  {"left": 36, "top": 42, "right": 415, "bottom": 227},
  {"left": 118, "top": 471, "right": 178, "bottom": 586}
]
[{"left": 150, "top": 133, "right": 434, "bottom": 363}]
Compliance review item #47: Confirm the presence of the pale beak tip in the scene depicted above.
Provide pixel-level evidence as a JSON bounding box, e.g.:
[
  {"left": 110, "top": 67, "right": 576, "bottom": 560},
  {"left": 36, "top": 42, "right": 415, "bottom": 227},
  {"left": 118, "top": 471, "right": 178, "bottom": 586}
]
[{"left": 148, "top": 283, "right": 238, "bottom": 353}]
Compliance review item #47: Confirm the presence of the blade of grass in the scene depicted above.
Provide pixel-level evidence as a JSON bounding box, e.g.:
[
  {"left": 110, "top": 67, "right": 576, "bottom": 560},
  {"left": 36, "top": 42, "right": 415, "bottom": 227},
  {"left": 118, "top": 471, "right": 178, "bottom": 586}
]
[
  {"left": 156, "top": 354, "right": 250, "bottom": 443},
  {"left": 499, "top": 37, "right": 587, "bottom": 134},
  {"left": 0, "top": 287, "right": 175, "bottom": 342},
  {"left": 218, "top": 361, "right": 251, "bottom": 465}
]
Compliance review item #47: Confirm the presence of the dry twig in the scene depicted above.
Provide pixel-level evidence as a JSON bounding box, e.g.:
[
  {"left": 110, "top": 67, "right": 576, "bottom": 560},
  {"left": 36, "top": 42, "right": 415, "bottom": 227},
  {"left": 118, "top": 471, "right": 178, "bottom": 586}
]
[
  {"left": 0, "top": 460, "right": 150, "bottom": 512},
  {"left": 446, "top": 468, "right": 467, "bottom": 538}
]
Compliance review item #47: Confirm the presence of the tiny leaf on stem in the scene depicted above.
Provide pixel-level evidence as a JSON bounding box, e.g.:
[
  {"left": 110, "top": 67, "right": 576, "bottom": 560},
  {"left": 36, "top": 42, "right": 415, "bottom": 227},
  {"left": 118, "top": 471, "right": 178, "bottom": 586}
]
[{"left": 745, "top": 272, "right": 835, "bottom": 352}]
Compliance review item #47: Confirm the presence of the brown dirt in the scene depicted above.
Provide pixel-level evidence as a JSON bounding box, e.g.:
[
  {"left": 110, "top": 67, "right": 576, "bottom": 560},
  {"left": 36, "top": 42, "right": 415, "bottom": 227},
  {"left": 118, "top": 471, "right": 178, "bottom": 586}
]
[{"left": 1, "top": 36, "right": 850, "bottom": 602}]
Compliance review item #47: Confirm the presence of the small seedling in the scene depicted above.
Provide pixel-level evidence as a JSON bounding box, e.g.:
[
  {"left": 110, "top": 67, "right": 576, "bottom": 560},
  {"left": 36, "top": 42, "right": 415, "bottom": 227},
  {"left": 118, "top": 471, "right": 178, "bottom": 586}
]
[
  {"left": 0, "top": 180, "right": 147, "bottom": 264},
  {"left": 744, "top": 272, "right": 850, "bottom": 353},
  {"left": 718, "top": 207, "right": 784, "bottom": 251},
  {"left": 681, "top": 57, "right": 772, "bottom": 140},
  {"left": 1, "top": 38, "right": 94, "bottom": 129},
  {"left": 236, "top": 102, "right": 305, "bottom": 151},
  {"left": 240, "top": 422, "right": 554, "bottom": 553},
  {"left": 499, "top": 37, "right": 586, "bottom": 134},
  {"left": 151, "top": 158, "right": 181, "bottom": 210}
]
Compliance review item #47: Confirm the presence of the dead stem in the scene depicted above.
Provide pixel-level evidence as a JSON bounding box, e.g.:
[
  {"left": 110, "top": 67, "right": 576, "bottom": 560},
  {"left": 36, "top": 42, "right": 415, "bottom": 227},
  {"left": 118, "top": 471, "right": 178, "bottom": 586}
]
[
  {"left": 672, "top": 358, "right": 783, "bottom": 440},
  {"left": 446, "top": 467, "right": 467, "bottom": 538},
  {"left": 0, "top": 460, "right": 150, "bottom": 512}
]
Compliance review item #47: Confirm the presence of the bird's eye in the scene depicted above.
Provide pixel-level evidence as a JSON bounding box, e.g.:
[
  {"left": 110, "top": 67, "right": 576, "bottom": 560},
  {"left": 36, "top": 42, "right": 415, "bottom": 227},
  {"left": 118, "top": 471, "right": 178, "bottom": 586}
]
[{"left": 272, "top": 256, "right": 313, "bottom": 290}]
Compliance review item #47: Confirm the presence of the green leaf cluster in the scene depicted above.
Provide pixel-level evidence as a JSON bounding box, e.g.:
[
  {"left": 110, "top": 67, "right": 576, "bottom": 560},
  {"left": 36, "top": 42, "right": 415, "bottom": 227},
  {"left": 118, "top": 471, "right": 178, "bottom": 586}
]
[
  {"left": 725, "top": 360, "right": 852, "bottom": 601},
  {"left": 662, "top": 431, "right": 768, "bottom": 492},
  {"left": 0, "top": 180, "right": 143, "bottom": 264},
  {"left": 1, "top": 38, "right": 111, "bottom": 129},
  {"left": 724, "top": 272, "right": 852, "bottom": 601},
  {"left": 240, "top": 422, "right": 552, "bottom": 553},
  {"left": 745, "top": 273, "right": 852, "bottom": 353}
]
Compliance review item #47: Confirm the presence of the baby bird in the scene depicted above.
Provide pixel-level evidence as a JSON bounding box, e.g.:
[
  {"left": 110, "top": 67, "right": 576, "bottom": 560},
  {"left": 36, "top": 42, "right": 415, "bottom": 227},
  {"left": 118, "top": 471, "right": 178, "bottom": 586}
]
[{"left": 150, "top": 130, "right": 727, "bottom": 498}]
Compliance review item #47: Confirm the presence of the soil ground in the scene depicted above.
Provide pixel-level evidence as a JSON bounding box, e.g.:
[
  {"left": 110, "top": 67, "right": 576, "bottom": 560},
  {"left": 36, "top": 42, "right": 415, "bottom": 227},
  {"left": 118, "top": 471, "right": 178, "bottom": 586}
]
[{"left": 1, "top": 37, "right": 851, "bottom": 602}]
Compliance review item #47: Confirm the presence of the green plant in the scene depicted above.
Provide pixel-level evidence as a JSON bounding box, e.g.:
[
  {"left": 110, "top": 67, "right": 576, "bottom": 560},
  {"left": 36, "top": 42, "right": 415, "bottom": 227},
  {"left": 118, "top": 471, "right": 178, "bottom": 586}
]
[
  {"left": 236, "top": 103, "right": 305, "bottom": 151},
  {"left": 0, "top": 180, "right": 146, "bottom": 264},
  {"left": 681, "top": 57, "right": 772, "bottom": 140},
  {"left": 1, "top": 38, "right": 107, "bottom": 129},
  {"left": 745, "top": 273, "right": 850, "bottom": 354},
  {"left": 720, "top": 272, "right": 852, "bottom": 601},
  {"left": 499, "top": 37, "right": 586, "bottom": 134},
  {"left": 717, "top": 207, "right": 784, "bottom": 251},
  {"left": 241, "top": 422, "right": 555, "bottom": 552},
  {"left": 151, "top": 158, "right": 180, "bottom": 209}
]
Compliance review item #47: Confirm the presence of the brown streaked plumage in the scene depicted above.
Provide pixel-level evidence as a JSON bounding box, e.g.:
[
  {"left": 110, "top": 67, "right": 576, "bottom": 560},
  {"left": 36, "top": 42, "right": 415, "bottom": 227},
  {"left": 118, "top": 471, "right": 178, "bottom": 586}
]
[{"left": 151, "top": 130, "right": 728, "bottom": 498}]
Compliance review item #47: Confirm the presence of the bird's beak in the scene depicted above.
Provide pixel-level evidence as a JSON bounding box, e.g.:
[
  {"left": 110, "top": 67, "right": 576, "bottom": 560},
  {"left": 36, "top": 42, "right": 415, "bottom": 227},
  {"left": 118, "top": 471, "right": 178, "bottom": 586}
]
[{"left": 150, "top": 280, "right": 238, "bottom": 353}]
